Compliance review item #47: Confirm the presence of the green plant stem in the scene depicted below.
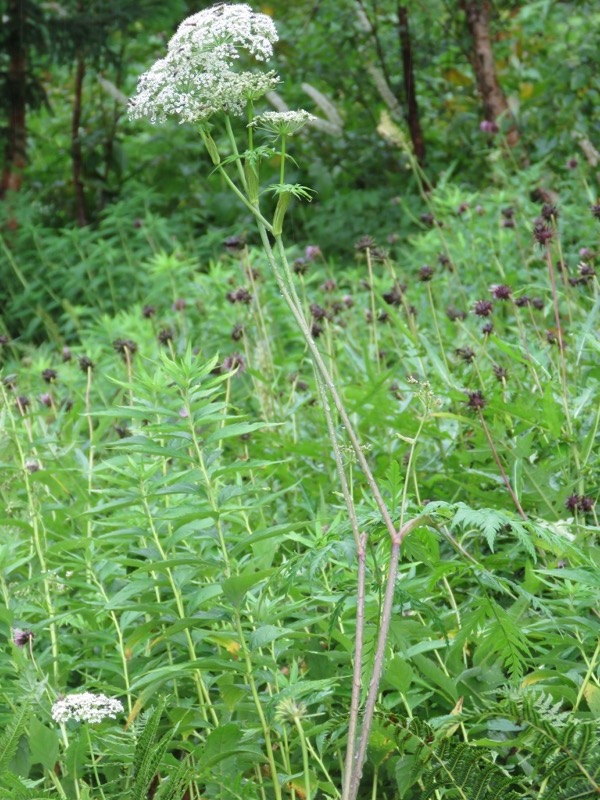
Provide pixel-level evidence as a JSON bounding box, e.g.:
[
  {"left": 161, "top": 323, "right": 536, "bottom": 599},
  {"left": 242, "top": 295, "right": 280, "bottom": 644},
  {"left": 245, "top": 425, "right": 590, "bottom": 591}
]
[
  {"left": 233, "top": 610, "right": 282, "bottom": 800},
  {"left": 365, "top": 247, "right": 380, "bottom": 367},
  {"left": 280, "top": 134, "right": 286, "bottom": 185},
  {"left": 477, "top": 410, "right": 527, "bottom": 520},
  {"left": 293, "top": 716, "right": 311, "bottom": 800}
]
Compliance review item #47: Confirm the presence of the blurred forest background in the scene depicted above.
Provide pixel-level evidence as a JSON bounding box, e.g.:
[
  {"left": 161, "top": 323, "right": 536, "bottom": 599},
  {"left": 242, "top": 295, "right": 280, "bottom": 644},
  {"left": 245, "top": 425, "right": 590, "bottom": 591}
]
[{"left": 1, "top": 0, "right": 598, "bottom": 338}]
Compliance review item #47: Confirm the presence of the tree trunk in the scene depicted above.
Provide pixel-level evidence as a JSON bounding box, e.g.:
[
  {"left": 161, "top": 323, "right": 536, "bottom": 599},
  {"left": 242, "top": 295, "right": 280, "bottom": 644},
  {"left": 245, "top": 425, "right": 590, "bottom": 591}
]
[
  {"left": 1, "top": 0, "right": 28, "bottom": 198},
  {"left": 72, "top": 54, "right": 87, "bottom": 226},
  {"left": 461, "top": 0, "right": 519, "bottom": 146},
  {"left": 397, "top": 4, "right": 426, "bottom": 164}
]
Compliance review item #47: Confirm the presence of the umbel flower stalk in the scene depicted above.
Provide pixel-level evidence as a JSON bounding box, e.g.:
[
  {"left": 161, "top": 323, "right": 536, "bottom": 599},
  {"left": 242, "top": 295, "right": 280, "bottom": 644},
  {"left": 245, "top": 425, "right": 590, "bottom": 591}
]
[{"left": 130, "top": 6, "right": 423, "bottom": 799}]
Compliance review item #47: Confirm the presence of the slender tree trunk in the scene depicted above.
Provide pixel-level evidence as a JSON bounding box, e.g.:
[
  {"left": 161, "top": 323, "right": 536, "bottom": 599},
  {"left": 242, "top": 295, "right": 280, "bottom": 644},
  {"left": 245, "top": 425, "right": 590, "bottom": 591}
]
[
  {"left": 397, "top": 4, "right": 426, "bottom": 164},
  {"left": 72, "top": 53, "right": 87, "bottom": 226},
  {"left": 461, "top": 0, "right": 519, "bottom": 146},
  {"left": 1, "top": 0, "right": 28, "bottom": 198}
]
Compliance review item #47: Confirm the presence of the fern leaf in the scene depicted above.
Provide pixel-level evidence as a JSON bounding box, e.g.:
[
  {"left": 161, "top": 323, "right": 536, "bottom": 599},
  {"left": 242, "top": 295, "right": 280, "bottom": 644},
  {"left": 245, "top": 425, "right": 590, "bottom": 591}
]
[{"left": 0, "top": 702, "right": 30, "bottom": 772}]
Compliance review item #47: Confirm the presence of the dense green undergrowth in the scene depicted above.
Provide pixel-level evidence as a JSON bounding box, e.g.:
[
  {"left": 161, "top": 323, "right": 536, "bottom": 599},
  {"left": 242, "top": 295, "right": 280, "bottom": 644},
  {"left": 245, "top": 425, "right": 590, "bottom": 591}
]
[{"left": 0, "top": 167, "right": 599, "bottom": 798}]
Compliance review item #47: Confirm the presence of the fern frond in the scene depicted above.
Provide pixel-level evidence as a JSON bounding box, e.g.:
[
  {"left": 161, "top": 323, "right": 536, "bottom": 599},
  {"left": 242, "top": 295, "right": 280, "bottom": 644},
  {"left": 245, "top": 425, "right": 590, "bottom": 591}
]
[{"left": 0, "top": 702, "right": 31, "bottom": 772}]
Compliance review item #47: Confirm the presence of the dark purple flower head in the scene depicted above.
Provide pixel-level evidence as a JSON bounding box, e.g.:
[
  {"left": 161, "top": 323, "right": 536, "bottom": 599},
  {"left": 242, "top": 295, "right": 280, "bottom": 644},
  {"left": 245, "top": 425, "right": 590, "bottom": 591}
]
[
  {"left": 565, "top": 494, "right": 580, "bottom": 511},
  {"left": 133, "top": 218, "right": 143, "bottom": 229},
  {"left": 482, "top": 321, "right": 494, "bottom": 336},
  {"left": 579, "top": 496, "right": 595, "bottom": 513},
  {"left": 446, "top": 306, "right": 467, "bottom": 322},
  {"left": 342, "top": 294, "right": 354, "bottom": 309},
  {"left": 383, "top": 283, "right": 404, "bottom": 307},
  {"left": 355, "top": 235, "right": 377, "bottom": 251},
  {"left": 12, "top": 628, "right": 34, "bottom": 648},
  {"left": 321, "top": 278, "right": 336, "bottom": 292},
  {"left": 438, "top": 253, "right": 452, "bottom": 269},
  {"left": 226, "top": 287, "right": 252, "bottom": 305},
  {"left": 142, "top": 304, "right": 156, "bottom": 319},
  {"left": 533, "top": 219, "right": 554, "bottom": 245},
  {"left": 473, "top": 299, "right": 493, "bottom": 317},
  {"left": 457, "top": 202, "right": 469, "bottom": 215},
  {"left": 591, "top": 202, "right": 600, "bottom": 220},
  {"left": 26, "top": 460, "right": 40, "bottom": 473},
  {"left": 418, "top": 265, "right": 434, "bottom": 282},
  {"left": 578, "top": 263, "right": 596, "bottom": 282},
  {"left": 224, "top": 234, "right": 246, "bottom": 252},
  {"left": 480, "top": 119, "right": 499, "bottom": 134},
  {"left": 113, "top": 339, "right": 138, "bottom": 359},
  {"left": 502, "top": 218, "right": 516, "bottom": 229},
  {"left": 501, "top": 207, "right": 515, "bottom": 220},
  {"left": 311, "top": 321, "right": 323, "bottom": 339},
  {"left": 15, "top": 395, "right": 30, "bottom": 413},
  {"left": 231, "top": 323, "right": 244, "bottom": 341},
  {"left": 79, "top": 356, "right": 94, "bottom": 372},
  {"left": 456, "top": 346, "right": 475, "bottom": 362},
  {"left": 466, "top": 390, "right": 486, "bottom": 411},
  {"left": 293, "top": 257, "right": 310, "bottom": 276},
  {"left": 0, "top": 335, "right": 9, "bottom": 345},
  {"left": 377, "top": 309, "right": 389, "bottom": 323},
  {"left": 310, "top": 303, "right": 328, "bottom": 321},
  {"left": 39, "top": 393, "right": 53, "bottom": 407},
  {"left": 515, "top": 295, "right": 531, "bottom": 308},
  {"left": 158, "top": 328, "right": 174, "bottom": 345},
  {"left": 532, "top": 297, "right": 544, "bottom": 310},
  {"left": 172, "top": 298, "right": 186, "bottom": 312},
  {"left": 541, "top": 203, "right": 558, "bottom": 221},
  {"left": 546, "top": 330, "right": 558, "bottom": 345},
  {"left": 490, "top": 284, "right": 512, "bottom": 300},
  {"left": 62, "top": 347, "right": 72, "bottom": 362},
  {"left": 222, "top": 353, "right": 246, "bottom": 375},
  {"left": 419, "top": 212, "right": 436, "bottom": 228},
  {"left": 566, "top": 157, "right": 578, "bottom": 170},
  {"left": 115, "top": 424, "right": 131, "bottom": 439},
  {"left": 305, "top": 245, "right": 322, "bottom": 261},
  {"left": 493, "top": 364, "right": 508, "bottom": 382},
  {"left": 42, "top": 368, "right": 57, "bottom": 383}
]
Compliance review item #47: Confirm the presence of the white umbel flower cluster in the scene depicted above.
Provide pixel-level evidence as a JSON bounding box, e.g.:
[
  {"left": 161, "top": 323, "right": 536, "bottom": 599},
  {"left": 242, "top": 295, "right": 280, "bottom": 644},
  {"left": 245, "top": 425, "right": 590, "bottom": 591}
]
[
  {"left": 129, "top": 3, "right": 279, "bottom": 124},
  {"left": 51, "top": 692, "right": 124, "bottom": 724},
  {"left": 250, "top": 110, "right": 316, "bottom": 136}
]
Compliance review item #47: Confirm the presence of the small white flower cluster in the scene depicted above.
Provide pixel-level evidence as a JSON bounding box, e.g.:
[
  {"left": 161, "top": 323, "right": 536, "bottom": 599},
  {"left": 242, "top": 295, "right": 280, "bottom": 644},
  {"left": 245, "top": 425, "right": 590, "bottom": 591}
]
[
  {"left": 250, "top": 110, "right": 315, "bottom": 137},
  {"left": 129, "top": 3, "right": 279, "bottom": 124},
  {"left": 51, "top": 692, "right": 124, "bottom": 724}
]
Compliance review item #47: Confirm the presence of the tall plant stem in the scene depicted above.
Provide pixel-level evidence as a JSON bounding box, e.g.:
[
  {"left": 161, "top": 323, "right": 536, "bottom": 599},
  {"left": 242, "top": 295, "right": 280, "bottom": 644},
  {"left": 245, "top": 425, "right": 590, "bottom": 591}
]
[
  {"left": 544, "top": 242, "right": 571, "bottom": 430},
  {"left": 477, "top": 411, "right": 527, "bottom": 520},
  {"left": 233, "top": 611, "right": 283, "bottom": 800}
]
